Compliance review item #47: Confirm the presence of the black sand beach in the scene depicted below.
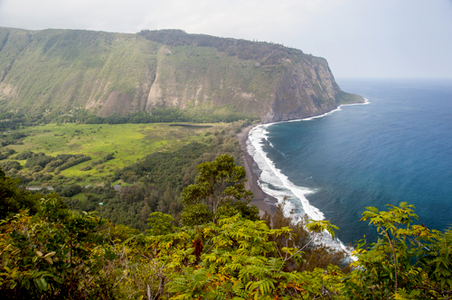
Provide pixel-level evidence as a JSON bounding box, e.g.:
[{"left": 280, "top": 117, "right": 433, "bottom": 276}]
[{"left": 237, "top": 125, "right": 277, "bottom": 216}]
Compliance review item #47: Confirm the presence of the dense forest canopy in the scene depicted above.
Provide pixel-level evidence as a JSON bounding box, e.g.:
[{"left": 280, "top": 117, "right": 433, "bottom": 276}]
[{"left": 1, "top": 158, "right": 452, "bottom": 299}]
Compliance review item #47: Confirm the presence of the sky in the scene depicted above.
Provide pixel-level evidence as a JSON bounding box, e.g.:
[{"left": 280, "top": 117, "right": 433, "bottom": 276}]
[{"left": 0, "top": 0, "right": 451, "bottom": 79}]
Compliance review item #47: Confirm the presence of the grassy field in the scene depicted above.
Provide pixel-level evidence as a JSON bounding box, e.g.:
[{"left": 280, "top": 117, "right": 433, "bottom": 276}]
[{"left": 5, "top": 122, "right": 229, "bottom": 186}]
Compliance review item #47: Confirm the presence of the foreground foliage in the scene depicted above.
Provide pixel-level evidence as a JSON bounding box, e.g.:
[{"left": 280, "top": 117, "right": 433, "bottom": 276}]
[
  {"left": 1, "top": 164, "right": 452, "bottom": 299},
  {"left": 344, "top": 202, "right": 452, "bottom": 299},
  {"left": 181, "top": 154, "right": 257, "bottom": 225}
]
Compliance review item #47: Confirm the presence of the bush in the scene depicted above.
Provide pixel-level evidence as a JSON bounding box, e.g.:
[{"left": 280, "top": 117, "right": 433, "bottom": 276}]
[
  {"left": 57, "top": 184, "right": 83, "bottom": 197},
  {"left": 181, "top": 204, "right": 213, "bottom": 226},
  {"left": 0, "top": 160, "right": 22, "bottom": 172},
  {"left": 33, "top": 172, "right": 53, "bottom": 182},
  {"left": 15, "top": 150, "right": 34, "bottom": 160},
  {"left": 0, "top": 149, "right": 16, "bottom": 160},
  {"left": 80, "top": 165, "right": 92, "bottom": 171},
  {"left": 102, "top": 153, "right": 115, "bottom": 162},
  {"left": 55, "top": 155, "right": 91, "bottom": 172},
  {"left": 25, "top": 153, "right": 53, "bottom": 169},
  {"left": 0, "top": 198, "right": 118, "bottom": 299}
]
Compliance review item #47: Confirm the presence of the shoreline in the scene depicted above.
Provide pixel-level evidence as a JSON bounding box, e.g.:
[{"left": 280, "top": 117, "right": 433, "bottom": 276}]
[
  {"left": 237, "top": 124, "right": 277, "bottom": 216},
  {"left": 237, "top": 100, "right": 369, "bottom": 218}
]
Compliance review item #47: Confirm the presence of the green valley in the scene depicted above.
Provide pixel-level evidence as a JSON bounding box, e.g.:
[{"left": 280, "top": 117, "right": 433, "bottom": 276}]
[
  {"left": 1, "top": 122, "right": 231, "bottom": 185},
  {"left": 0, "top": 119, "right": 250, "bottom": 230}
]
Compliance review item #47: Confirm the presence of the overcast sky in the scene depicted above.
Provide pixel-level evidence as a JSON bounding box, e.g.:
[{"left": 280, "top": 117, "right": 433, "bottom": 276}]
[{"left": 0, "top": 0, "right": 451, "bottom": 78}]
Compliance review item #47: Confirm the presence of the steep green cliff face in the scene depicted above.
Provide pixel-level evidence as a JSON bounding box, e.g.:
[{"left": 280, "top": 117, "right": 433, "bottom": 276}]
[
  {"left": 0, "top": 28, "right": 363, "bottom": 123},
  {"left": 0, "top": 28, "right": 159, "bottom": 117}
]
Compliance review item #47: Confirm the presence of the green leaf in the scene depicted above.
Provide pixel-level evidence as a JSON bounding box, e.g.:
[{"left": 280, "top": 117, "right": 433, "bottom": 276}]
[{"left": 34, "top": 277, "right": 48, "bottom": 292}]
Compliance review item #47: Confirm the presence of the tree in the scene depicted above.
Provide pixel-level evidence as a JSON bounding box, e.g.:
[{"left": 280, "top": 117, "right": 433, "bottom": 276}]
[
  {"left": 0, "top": 196, "right": 118, "bottom": 299},
  {"left": 343, "top": 202, "right": 452, "bottom": 299},
  {"left": 180, "top": 203, "right": 213, "bottom": 226},
  {"left": 147, "top": 212, "right": 175, "bottom": 236},
  {"left": 262, "top": 202, "right": 350, "bottom": 273},
  {"left": 133, "top": 214, "right": 343, "bottom": 299},
  {"left": 0, "top": 167, "right": 39, "bottom": 219},
  {"left": 180, "top": 154, "right": 256, "bottom": 223}
]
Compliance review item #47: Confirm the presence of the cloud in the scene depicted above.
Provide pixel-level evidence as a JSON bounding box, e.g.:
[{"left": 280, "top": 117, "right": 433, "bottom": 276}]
[
  {"left": 0, "top": 0, "right": 344, "bottom": 36},
  {"left": 0, "top": 0, "right": 152, "bottom": 32},
  {"left": 0, "top": 0, "right": 451, "bottom": 78}
]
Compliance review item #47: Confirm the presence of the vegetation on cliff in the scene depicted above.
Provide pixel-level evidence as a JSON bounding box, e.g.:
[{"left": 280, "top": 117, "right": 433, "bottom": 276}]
[{"left": 0, "top": 27, "right": 363, "bottom": 123}]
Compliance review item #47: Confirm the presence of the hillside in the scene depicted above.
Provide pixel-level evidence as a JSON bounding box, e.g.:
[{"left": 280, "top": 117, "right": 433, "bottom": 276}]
[
  {"left": 2, "top": 164, "right": 452, "bottom": 299},
  {"left": 0, "top": 27, "right": 363, "bottom": 123}
]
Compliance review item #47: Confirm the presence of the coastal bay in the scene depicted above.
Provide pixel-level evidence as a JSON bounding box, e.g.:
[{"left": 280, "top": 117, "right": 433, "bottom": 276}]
[{"left": 242, "top": 78, "right": 452, "bottom": 245}]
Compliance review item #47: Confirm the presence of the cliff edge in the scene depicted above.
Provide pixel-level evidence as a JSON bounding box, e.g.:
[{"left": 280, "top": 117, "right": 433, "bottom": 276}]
[{"left": 0, "top": 28, "right": 363, "bottom": 122}]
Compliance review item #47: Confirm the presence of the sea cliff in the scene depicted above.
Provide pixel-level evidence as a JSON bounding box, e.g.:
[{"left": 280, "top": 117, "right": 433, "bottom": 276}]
[{"left": 0, "top": 28, "right": 363, "bottom": 122}]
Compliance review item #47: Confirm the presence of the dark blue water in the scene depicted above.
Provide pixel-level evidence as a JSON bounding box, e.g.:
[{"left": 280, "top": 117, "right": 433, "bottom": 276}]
[{"left": 263, "top": 79, "right": 452, "bottom": 245}]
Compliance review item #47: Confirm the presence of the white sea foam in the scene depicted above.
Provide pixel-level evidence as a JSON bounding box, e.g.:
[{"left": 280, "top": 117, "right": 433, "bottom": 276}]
[
  {"left": 247, "top": 103, "right": 368, "bottom": 259},
  {"left": 284, "top": 99, "right": 370, "bottom": 123},
  {"left": 247, "top": 126, "right": 322, "bottom": 219}
]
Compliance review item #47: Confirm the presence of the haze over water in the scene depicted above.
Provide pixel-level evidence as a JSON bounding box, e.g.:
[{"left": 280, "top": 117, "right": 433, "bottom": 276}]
[{"left": 248, "top": 78, "right": 452, "bottom": 245}]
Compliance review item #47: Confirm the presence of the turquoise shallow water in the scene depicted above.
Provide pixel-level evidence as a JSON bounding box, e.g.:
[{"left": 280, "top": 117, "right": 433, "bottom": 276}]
[{"left": 249, "top": 78, "right": 452, "bottom": 245}]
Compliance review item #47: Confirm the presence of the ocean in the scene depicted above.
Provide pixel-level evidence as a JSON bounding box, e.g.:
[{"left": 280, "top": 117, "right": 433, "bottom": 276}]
[{"left": 247, "top": 78, "right": 452, "bottom": 247}]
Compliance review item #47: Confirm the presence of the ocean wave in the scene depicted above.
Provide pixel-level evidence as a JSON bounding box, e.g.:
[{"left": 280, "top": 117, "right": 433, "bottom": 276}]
[
  {"left": 247, "top": 125, "right": 322, "bottom": 221},
  {"left": 286, "top": 100, "right": 371, "bottom": 123},
  {"left": 247, "top": 106, "right": 366, "bottom": 257}
]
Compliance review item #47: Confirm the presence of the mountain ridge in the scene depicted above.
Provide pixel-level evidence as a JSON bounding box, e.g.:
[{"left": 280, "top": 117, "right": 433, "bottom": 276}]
[{"left": 0, "top": 27, "right": 363, "bottom": 123}]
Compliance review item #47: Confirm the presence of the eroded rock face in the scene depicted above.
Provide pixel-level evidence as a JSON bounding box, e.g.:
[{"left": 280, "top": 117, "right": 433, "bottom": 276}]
[
  {"left": 264, "top": 56, "right": 340, "bottom": 123},
  {"left": 0, "top": 28, "right": 362, "bottom": 122}
]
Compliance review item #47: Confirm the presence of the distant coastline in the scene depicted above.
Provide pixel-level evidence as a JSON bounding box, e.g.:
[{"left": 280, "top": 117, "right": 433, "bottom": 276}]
[
  {"left": 246, "top": 78, "right": 452, "bottom": 246},
  {"left": 238, "top": 99, "right": 368, "bottom": 217}
]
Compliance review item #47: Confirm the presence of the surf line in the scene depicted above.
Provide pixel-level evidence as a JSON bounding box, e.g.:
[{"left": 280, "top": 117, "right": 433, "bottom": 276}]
[{"left": 246, "top": 101, "right": 369, "bottom": 256}]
